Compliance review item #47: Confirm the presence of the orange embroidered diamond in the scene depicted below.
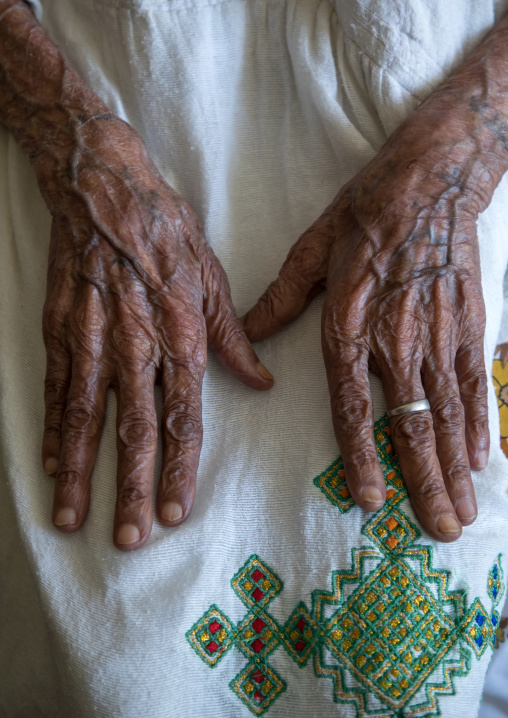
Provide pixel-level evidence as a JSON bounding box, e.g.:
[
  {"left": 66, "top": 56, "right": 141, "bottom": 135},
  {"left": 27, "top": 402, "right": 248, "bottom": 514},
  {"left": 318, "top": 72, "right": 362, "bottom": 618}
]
[
  {"left": 364, "top": 507, "right": 420, "bottom": 556},
  {"left": 385, "top": 517, "right": 398, "bottom": 532}
]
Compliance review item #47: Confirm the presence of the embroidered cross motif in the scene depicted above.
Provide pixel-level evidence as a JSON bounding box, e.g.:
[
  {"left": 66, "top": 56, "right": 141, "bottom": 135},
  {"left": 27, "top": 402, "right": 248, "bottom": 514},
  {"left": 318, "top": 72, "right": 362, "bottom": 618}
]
[
  {"left": 186, "top": 415, "right": 505, "bottom": 716},
  {"left": 186, "top": 554, "right": 288, "bottom": 715}
]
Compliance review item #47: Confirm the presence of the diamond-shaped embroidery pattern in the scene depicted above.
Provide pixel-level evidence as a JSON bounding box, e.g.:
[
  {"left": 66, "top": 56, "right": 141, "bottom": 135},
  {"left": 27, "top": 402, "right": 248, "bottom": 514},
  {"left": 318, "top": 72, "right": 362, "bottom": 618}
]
[
  {"left": 230, "top": 661, "right": 286, "bottom": 716},
  {"left": 363, "top": 506, "right": 421, "bottom": 555},
  {"left": 326, "top": 560, "right": 456, "bottom": 706},
  {"left": 313, "top": 458, "right": 355, "bottom": 513},
  {"left": 384, "top": 467, "right": 406, "bottom": 503},
  {"left": 491, "top": 610, "right": 501, "bottom": 648},
  {"left": 314, "top": 420, "right": 406, "bottom": 515},
  {"left": 488, "top": 555, "right": 504, "bottom": 606},
  {"left": 462, "top": 600, "right": 492, "bottom": 658},
  {"left": 374, "top": 423, "right": 396, "bottom": 468},
  {"left": 282, "top": 601, "right": 323, "bottom": 667},
  {"left": 232, "top": 556, "right": 283, "bottom": 610},
  {"left": 186, "top": 415, "right": 504, "bottom": 717},
  {"left": 237, "top": 611, "right": 280, "bottom": 660},
  {"left": 185, "top": 604, "right": 234, "bottom": 667}
]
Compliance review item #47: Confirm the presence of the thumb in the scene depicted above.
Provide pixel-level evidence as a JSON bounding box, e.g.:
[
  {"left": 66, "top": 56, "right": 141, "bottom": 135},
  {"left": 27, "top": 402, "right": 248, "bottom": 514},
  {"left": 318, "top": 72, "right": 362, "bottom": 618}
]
[
  {"left": 203, "top": 249, "right": 274, "bottom": 391},
  {"left": 242, "top": 213, "right": 335, "bottom": 342}
]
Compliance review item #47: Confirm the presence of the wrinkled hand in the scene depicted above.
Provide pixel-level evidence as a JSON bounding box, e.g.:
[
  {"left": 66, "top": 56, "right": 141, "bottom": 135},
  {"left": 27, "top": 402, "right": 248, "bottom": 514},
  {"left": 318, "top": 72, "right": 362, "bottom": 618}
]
[
  {"left": 42, "top": 118, "right": 273, "bottom": 549},
  {"left": 243, "top": 133, "right": 490, "bottom": 542}
]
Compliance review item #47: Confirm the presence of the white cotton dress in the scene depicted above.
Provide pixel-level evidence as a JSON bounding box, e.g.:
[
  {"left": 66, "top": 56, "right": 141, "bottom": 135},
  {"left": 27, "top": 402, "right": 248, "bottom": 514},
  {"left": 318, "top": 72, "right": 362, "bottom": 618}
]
[{"left": 1, "top": 1, "right": 508, "bottom": 716}]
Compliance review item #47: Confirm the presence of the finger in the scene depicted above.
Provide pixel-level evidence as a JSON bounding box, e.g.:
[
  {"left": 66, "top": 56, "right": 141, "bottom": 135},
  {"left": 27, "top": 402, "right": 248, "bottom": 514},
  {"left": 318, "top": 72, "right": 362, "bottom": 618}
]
[
  {"left": 42, "top": 266, "right": 73, "bottom": 476},
  {"left": 42, "top": 336, "right": 71, "bottom": 476},
  {"left": 242, "top": 215, "right": 334, "bottom": 342},
  {"left": 455, "top": 337, "right": 489, "bottom": 471},
  {"left": 323, "top": 336, "right": 386, "bottom": 511},
  {"left": 157, "top": 358, "right": 204, "bottom": 527},
  {"left": 203, "top": 251, "right": 274, "bottom": 390},
  {"left": 113, "top": 362, "right": 158, "bottom": 551},
  {"left": 422, "top": 363, "right": 477, "bottom": 526},
  {"left": 383, "top": 368, "right": 462, "bottom": 542},
  {"left": 52, "top": 357, "right": 108, "bottom": 532}
]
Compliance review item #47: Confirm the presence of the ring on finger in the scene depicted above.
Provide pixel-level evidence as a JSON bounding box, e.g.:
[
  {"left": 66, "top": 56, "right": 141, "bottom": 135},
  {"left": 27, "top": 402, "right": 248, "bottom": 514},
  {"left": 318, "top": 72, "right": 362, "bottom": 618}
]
[{"left": 387, "top": 399, "right": 431, "bottom": 418}]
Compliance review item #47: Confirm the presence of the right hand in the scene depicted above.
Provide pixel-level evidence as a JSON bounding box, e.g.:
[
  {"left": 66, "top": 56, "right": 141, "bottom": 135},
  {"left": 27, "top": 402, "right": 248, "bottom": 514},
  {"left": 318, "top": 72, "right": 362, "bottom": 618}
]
[{"left": 41, "top": 117, "right": 273, "bottom": 550}]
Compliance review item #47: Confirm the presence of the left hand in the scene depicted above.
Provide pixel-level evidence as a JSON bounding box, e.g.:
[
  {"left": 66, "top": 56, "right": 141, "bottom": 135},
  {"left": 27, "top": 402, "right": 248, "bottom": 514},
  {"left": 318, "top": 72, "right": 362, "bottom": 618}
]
[{"left": 242, "top": 125, "right": 491, "bottom": 542}]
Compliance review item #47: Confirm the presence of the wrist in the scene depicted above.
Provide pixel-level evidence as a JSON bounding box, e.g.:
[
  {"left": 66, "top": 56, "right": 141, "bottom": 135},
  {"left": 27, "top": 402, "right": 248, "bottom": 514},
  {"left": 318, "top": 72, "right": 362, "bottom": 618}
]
[
  {"left": 0, "top": 0, "right": 118, "bottom": 181},
  {"left": 395, "top": 14, "right": 508, "bottom": 212},
  {"left": 34, "top": 114, "right": 140, "bottom": 211},
  {"left": 397, "top": 104, "right": 505, "bottom": 213}
]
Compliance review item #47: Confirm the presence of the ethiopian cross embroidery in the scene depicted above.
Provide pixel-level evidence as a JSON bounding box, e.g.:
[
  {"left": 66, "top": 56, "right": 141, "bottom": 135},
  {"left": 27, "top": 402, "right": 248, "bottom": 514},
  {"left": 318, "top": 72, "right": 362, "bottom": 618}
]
[{"left": 186, "top": 415, "right": 505, "bottom": 717}]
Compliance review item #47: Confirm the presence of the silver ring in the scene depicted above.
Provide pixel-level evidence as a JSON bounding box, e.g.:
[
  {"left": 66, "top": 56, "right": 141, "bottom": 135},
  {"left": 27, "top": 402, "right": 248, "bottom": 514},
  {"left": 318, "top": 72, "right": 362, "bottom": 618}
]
[{"left": 387, "top": 399, "right": 431, "bottom": 418}]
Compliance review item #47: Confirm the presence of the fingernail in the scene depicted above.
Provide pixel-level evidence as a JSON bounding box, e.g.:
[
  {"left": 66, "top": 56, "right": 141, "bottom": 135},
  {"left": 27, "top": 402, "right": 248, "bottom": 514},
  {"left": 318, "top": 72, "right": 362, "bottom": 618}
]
[
  {"left": 116, "top": 524, "right": 140, "bottom": 544},
  {"left": 455, "top": 498, "right": 477, "bottom": 523},
  {"left": 44, "top": 457, "right": 58, "bottom": 475},
  {"left": 475, "top": 450, "right": 489, "bottom": 470},
  {"left": 161, "top": 501, "right": 183, "bottom": 522},
  {"left": 256, "top": 362, "right": 274, "bottom": 382},
  {"left": 437, "top": 514, "right": 461, "bottom": 535},
  {"left": 54, "top": 507, "right": 76, "bottom": 526},
  {"left": 361, "top": 486, "right": 384, "bottom": 504}
]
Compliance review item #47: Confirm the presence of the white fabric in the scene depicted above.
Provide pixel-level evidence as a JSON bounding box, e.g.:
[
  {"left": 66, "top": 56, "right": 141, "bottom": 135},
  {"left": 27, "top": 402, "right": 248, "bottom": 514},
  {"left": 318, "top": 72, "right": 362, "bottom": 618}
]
[
  {"left": 1, "top": 0, "right": 508, "bottom": 716},
  {"left": 478, "top": 280, "right": 508, "bottom": 718},
  {"left": 479, "top": 597, "right": 508, "bottom": 718}
]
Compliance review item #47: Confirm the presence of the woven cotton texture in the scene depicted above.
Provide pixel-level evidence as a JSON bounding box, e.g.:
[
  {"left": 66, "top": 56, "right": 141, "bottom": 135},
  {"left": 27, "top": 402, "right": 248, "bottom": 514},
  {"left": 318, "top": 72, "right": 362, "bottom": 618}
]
[{"left": 1, "top": 1, "right": 508, "bottom": 716}]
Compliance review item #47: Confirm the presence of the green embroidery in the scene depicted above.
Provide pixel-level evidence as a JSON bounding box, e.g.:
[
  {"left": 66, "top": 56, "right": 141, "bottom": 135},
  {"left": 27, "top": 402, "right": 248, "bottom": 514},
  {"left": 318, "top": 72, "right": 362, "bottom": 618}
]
[
  {"left": 186, "top": 414, "right": 505, "bottom": 716},
  {"left": 314, "top": 418, "right": 402, "bottom": 514},
  {"left": 185, "top": 554, "right": 287, "bottom": 715}
]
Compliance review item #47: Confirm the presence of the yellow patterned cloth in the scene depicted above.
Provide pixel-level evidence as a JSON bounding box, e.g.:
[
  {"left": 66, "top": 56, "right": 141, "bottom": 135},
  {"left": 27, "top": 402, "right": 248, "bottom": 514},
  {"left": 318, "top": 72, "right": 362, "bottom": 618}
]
[{"left": 493, "top": 356, "right": 508, "bottom": 458}]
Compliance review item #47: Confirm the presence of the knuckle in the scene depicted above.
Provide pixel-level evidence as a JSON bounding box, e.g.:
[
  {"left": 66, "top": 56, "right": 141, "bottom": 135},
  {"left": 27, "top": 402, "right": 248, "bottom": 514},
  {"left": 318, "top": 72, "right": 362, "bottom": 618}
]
[
  {"left": 118, "top": 414, "right": 157, "bottom": 448},
  {"left": 43, "top": 425, "right": 61, "bottom": 441},
  {"left": 44, "top": 377, "right": 68, "bottom": 405},
  {"left": 63, "top": 401, "right": 101, "bottom": 437},
  {"left": 466, "top": 417, "right": 489, "bottom": 439},
  {"left": 433, "top": 399, "right": 464, "bottom": 429},
  {"left": 56, "top": 469, "right": 81, "bottom": 487},
  {"left": 332, "top": 394, "right": 371, "bottom": 429},
  {"left": 165, "top": 404, "right": 202, "bottom": 443},
  {"left": 392, "top": 413, "right": 434, "bottom": 451},
  {"left": 412, "top": 473, "right": 448, "bottom": 504},
  {"left": 343, "top": 447, "right": 378, "bottom": 475},
  {"left": 460, "top": 369, "right": 488, "bottom": 402},
  {"left": 445, "top": 463, "right": 472, "bottom": 486},
  {"left": 219, "top": 322, "right": 244, "bottom": 350},
  {"left": 117, "top": 484, "right": 149, "bottom": 508},
  {"left": 160, "top": 465, "right": 195, "bottom": 495}
]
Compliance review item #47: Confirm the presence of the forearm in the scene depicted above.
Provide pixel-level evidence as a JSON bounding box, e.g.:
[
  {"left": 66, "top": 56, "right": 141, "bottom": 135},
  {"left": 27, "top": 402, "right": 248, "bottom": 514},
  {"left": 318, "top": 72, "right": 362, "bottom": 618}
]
[
  {"left": 0, "top": 0, "right": 119, "bottom": 202},
  {"left": 372, "top": 13, "right": 508, "bottom": 214}
]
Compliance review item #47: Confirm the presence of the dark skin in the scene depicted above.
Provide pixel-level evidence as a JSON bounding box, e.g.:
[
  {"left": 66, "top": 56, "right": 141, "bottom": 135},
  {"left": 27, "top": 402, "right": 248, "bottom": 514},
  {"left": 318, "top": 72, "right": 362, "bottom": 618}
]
[
  {"left": 0, "top": 0, "right": 274, "bottom": 550},
  {"left": 1, "top": 1, "right": 508, "bottom": 550},
  {"left": 243, "top": 16, "right": 508, "bottom": 541}
]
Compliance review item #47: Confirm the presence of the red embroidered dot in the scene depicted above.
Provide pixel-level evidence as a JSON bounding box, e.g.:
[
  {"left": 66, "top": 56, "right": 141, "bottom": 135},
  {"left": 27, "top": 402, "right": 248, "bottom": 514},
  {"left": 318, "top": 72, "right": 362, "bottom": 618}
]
[
  {"left": 252, "top": 618, "right": 266, "bottom": 633},
  {"left": 252, "top": 670, "right": 265, "bottom": 684},
  {"left": 295, "top": 640, "right": 307, "bottom": 653},
  {"left": 254, "top": 691, "right": 265, "bottom": 703},
  {"left": 251, "top": 569, "right": 265, "bottom": 582},
  {"left": 252, "top": 587, "right": 264, "bottom": 602},
  {"left": 206, "top": 641, "right": 219, "bottom": 654},
  {"left": 208, "top": 620, "right": 221, "bottom": 634},
  {"left": 296, "top": 618, "right": 306, "bottom": 633},
  {"left": 252, "top": 638, "right": 264, "bottom": 653}
]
